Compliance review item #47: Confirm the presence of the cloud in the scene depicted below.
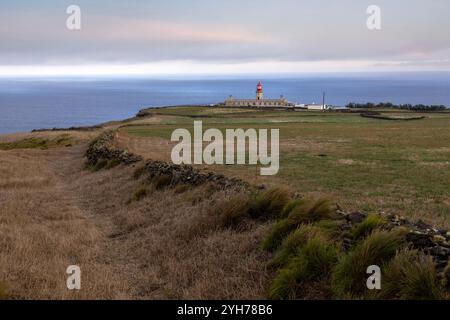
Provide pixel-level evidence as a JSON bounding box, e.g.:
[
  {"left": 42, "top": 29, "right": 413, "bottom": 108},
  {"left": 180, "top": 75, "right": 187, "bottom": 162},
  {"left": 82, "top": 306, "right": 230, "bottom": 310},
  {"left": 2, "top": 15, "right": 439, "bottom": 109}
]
[{"left": 0, "top": 0, "right": 450, "bottom": 72}]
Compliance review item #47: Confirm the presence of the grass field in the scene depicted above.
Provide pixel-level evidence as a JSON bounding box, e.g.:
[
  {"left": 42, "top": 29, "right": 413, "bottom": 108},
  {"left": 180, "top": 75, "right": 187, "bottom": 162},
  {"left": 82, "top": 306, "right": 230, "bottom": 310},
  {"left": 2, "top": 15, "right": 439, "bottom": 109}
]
[
  {"left": 123, "top": 107, "right": 450, "bottom": 227},
  {"left": 2, "top": 106, "right": 450, "bottom": 299}
]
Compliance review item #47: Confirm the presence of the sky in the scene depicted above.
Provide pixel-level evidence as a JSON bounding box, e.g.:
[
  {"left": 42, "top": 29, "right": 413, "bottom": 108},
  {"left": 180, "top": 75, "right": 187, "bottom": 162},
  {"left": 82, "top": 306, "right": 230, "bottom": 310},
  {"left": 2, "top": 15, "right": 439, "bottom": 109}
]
[{"left": 0, "top": 0, "right": 449, "bottom": 75}]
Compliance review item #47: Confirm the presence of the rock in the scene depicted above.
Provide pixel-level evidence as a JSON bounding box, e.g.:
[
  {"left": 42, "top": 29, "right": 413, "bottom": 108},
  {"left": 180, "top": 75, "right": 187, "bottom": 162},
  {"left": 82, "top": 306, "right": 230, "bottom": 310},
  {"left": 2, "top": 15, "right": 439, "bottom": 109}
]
[
  {"left": 428, "top": 246, "right": 450, "bottom": 258},
  {"left": 85, "top": 130, "right": 142, "bottom": 166},
  {"left": 140, "top": 160, "right": 248, "bottom": 190},
  {"left": 406, "top": 231, "right": 435, "bottom": 248},
  {"left": 345, "top": 212, "right": 367, "bottom": 224},
  {"left": 433, "top": 235, "right": 447, "bottom": 244},
  {"left": 415, "top": 219, "right": 432, "bottom": 230}
]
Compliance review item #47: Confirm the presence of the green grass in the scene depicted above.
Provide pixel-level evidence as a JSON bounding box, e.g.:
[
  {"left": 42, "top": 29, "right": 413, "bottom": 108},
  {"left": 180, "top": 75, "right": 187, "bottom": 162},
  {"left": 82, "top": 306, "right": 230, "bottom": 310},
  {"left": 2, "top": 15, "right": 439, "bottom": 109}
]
[
  {"left": 372, "top": 249, "right": 445, "bottom": 300},
  {"left": 351, "top": 214, "right": 387, "bottom": 240},
  {"left": 248, "top": 187, "right": 291, "bottom": 220},
  {"left": 268, "top": 224, "right": 326, "bottom": 269},
  {"left": 262, "top": 198, "right": 337, "bottom": 251},
  {"left": 123, "top": 106, "right": 450, "bottom": 227},
  {"left": 331, "top": 230, "right": 406, "bottom": 298},
  {"left": 269, "top": 236, "right": 339, "bottom": 300},
  {"left": 0, "top": 135, "right": 72, "bottom": 150}
]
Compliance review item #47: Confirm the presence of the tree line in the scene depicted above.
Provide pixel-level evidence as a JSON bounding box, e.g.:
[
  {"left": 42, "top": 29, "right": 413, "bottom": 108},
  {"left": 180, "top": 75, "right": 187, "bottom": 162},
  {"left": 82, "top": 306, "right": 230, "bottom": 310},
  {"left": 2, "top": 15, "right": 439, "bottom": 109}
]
[{"left": 346, "top": 102, "right": 447, "bottom": 111}]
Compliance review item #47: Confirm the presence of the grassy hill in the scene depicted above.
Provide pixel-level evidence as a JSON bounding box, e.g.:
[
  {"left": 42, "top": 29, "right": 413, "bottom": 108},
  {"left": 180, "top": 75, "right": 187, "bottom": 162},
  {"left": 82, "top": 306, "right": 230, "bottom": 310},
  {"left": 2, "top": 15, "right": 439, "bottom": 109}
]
[{"left": 1, "top": 106, "right": 450, "bottom": 299}]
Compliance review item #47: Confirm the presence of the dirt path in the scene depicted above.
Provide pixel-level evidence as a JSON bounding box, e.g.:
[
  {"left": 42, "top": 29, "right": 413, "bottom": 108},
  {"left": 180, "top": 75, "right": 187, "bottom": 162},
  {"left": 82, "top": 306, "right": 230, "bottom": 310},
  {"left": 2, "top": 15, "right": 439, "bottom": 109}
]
[
  {"left": 1, "top": 140, "right": 269, "bottom": 299},
  {"left": 0, "top": 144, "right": 131, "bottom": 299}
]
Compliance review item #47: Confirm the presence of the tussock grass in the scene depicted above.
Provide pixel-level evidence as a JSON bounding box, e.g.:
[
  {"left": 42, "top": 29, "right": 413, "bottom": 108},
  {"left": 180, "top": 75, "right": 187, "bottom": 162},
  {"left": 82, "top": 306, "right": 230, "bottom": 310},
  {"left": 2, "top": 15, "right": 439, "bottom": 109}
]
[
  {"left": 217, "top": 194, "right": 251, "bottom": 229},
  {"left": 351, "top": 214, "right": 387, "bottom": 240},
  {"left": 262, "top": 198, "right": 337, "bottom": 252},
  {"left": 249, "top": 188, "right": 291, "bottom": 220},
  {"left": 314, "top": 219, "right": 343, "bottom": 235},
  {"left": 287, "top": 198, "right": 337, "bottom": 225},
  {"left": 261, "top": 219, "right": 292, "bottom": 251},
  {"left": 280, "top": 199, "right": 304, "bottom": 219},
  {"left": 269, "top": 237, "right": 339, "bottom": 300},
  {"left": 331, "top": 230, "right": 405, "bottom": 298},
  {"left": 268, "top": 225, "right": 326, "bottom": 269},
  {"left": 372, "top": 249, "right": 445, "bottom": 300}
]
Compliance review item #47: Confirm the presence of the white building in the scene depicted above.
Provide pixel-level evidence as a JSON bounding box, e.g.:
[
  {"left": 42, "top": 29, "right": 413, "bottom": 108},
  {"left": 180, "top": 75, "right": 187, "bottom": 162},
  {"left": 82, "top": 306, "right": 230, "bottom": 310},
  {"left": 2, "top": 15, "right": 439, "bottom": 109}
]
[{"left": 224, "top": 81, "right": 294, "bottom": 108}]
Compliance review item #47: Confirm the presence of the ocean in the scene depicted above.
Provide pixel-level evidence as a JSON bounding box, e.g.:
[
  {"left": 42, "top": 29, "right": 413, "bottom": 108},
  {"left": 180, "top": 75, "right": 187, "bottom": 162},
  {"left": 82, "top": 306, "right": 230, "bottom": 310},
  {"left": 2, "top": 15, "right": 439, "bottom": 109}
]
[{"left": 1, "top": 72, "right": 450, "bottom": 134}]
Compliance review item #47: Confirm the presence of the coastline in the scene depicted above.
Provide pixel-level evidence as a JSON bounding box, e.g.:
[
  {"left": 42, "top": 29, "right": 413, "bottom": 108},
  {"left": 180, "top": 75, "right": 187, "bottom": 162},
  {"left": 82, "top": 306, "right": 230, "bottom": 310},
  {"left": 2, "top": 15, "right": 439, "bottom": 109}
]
[{"left": 1, "top": 104, "right": 450, "bottom": 299}]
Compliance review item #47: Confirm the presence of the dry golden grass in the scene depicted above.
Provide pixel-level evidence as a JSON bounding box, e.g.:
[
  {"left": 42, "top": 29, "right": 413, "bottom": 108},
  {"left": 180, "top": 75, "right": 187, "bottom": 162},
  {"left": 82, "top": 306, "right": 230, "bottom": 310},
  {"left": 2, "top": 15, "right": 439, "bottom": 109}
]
[
  {"left": 0, "top": 146, "right": 127, "bottom": 299},
  {"left": 0, "top": 132, "right": 269, "bottom": 299}
]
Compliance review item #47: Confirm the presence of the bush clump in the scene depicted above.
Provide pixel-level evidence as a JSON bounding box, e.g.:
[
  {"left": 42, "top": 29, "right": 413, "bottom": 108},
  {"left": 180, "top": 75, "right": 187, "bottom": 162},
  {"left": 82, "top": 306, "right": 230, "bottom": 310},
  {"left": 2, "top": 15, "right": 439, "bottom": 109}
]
[
  {"left": 262, "top": 198, "right": 337, "bottom": 252},
  {"left": 248, "top": 188, "right": 291, "bottom": 220},
  {"left": 351, "top": 214, "right": 387, "bottom": 240},
  {"left": 280, "top": 199, "right": 304, "bottom": 219},
  {"left": 372, "top": 249, "right": 445, "bottom": 300},
  {"left": 218, "top": 194, "right": 251, "bottom": 229},
  {"left": 268, "top": 225, "right": 327, "bottom": 269},
  {"left": 287, "top": 198, "right": 337, "bottom": 225},
  {"left": 269, "top": 237, "right": 339, "bottom": 300},
  {"left": 331, "top": 230, "right": 405, "bottom": 298}
]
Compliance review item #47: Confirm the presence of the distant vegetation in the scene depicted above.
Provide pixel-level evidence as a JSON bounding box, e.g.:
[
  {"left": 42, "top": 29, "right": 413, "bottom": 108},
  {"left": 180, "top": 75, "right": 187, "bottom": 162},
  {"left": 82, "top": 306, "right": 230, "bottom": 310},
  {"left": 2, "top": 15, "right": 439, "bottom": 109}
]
[
  {"left": 346, "top": 102, "right": 447, "bottom": 111},
  {"left": 0, "top": 135, "right": 72, "bottom": 150}
]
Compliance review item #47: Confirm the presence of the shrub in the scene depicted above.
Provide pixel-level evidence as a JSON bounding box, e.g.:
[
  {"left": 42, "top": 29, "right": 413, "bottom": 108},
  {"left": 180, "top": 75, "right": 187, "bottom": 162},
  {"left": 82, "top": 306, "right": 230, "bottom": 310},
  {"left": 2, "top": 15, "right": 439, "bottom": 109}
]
[
  {"left": 268, "top": 225, "right": 326, "bottom": 268},
  {"left": 249, "top": 188, "right": 290, "bottom": 220},
  {"left": 373, "top": 249, "right": 445, "bottom": 300},
  {"left": 217, "top": 194, "right": 251, "bottom": 229},
  {"left": 269, "top": 237, "right": 339, "bottom": 299},
  {"left": 351, "top": 214, "right": 387, "bottom": 240},
  {"left": 331, "top": 230, "right": 405, "bottom": 298}
]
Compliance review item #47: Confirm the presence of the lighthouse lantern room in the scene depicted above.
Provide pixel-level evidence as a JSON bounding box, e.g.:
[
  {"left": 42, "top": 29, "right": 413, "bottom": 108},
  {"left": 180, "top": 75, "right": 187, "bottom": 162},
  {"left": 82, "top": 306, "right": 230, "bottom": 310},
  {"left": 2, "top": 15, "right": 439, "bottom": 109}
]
[{"left": 256, "top": 81, "right": 264, "bottom": 100}]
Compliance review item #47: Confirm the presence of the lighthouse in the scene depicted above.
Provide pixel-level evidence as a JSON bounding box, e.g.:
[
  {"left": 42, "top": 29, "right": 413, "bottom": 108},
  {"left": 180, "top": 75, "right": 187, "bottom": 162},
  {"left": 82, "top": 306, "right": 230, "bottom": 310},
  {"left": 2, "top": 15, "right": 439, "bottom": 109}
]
[
  {"left": 256, "top": 81, "right": 264, "bottom": 100},
  {"left": 224, "top": 81, "right": 293, "bottom": 107}
]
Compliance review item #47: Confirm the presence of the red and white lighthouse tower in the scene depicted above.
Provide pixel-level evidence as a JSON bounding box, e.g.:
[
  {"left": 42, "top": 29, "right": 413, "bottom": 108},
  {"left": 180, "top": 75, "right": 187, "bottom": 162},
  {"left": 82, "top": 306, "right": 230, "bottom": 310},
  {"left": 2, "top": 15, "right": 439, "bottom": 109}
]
[{"left": 256, "top": 81, "right": 264, "bottom": 100}]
